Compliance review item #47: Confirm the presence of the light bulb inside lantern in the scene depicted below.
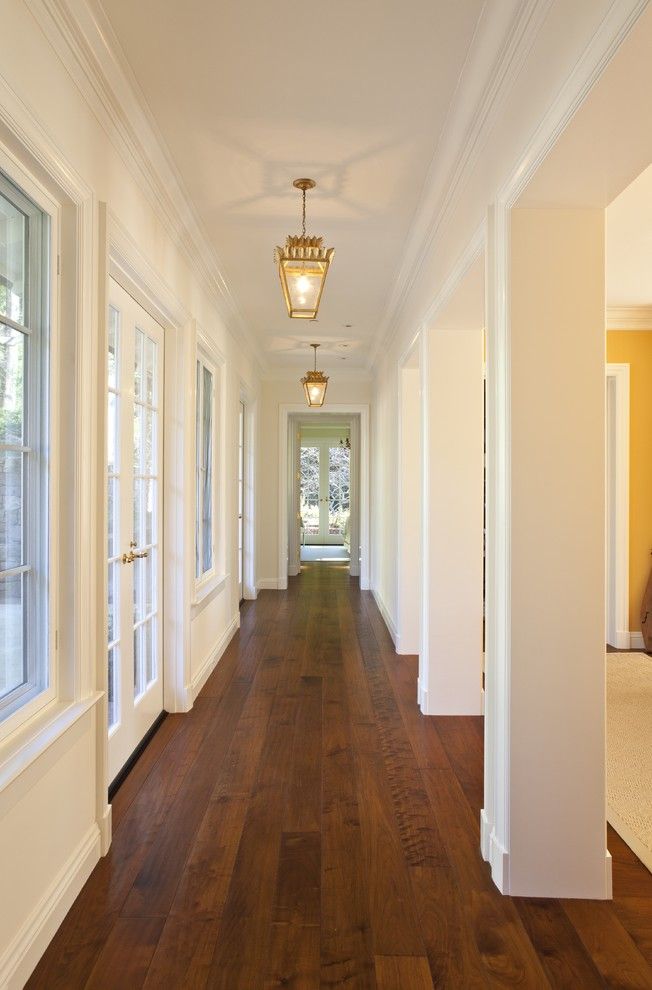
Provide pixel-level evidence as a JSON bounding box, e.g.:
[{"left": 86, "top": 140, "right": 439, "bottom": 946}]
[
  {"left": 310, "top": 386, "right": 320, "bottom": 398},
  {"left": 296, "top": 275, "right": 311, "bottom": 294},
  {"left": 298, "top": 296, "right": 306, "bottom": 305}
]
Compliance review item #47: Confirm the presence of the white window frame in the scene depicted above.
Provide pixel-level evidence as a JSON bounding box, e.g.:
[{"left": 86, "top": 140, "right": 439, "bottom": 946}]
[
  {"left": 0, "top": 158, "right": 58, "bottom": 742},
  {"left": 194, "top": 344, "right": 220, "bottom": 601}
]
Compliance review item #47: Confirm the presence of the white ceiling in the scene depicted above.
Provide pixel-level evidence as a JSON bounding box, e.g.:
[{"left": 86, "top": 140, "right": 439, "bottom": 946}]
[{"left": 98, "top": 0, "right": 486, "bottom": 370}]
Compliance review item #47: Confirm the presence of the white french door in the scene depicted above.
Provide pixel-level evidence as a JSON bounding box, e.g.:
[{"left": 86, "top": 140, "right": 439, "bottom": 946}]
[
  {"left": 300, "top": 441, "right": 350, "bottom": 545},
  {"left": 238, "top": 400, "right": 245, "bottom": 602},
  {"left": 107, "top": 279, "right": 164, "bottom": 784}
]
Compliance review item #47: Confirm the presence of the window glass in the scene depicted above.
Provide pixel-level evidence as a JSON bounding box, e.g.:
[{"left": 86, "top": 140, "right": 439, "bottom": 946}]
[
  {"left": 0, "top": 177, "right": 49, "bottom": 720},
  {"left": 195, "top": 357, "right": 215, "bottom": 579}
]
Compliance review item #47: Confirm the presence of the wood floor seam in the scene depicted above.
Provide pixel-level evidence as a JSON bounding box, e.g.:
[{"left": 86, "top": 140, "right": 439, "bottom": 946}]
[{"left": 26, "top": 565, "right": 652, "bottom": 990}]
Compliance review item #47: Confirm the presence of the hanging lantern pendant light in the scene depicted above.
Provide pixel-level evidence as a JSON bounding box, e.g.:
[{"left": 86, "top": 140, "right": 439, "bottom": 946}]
[
  {"left": 275, "top": 179, "right": 335, "bottom": 320},
  {"left": 301, "top": 343, "right": 329, "bottom": 407}
]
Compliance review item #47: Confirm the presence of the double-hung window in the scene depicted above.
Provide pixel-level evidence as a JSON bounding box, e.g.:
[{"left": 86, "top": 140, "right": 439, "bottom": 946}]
[
  {"left": 0, "top": 171, "right": 50, "bottom": 725},
  {"left": 195, "top": 354, "right": 215, "bottom": 582}
]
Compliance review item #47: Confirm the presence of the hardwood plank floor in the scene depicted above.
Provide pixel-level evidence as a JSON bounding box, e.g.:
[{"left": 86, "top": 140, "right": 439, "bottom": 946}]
[{"left": 27, "top": 562, "right": 652, "bottom": 988}]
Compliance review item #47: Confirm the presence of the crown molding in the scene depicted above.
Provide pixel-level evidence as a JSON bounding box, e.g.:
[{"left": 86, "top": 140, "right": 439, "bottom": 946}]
[
  {"left": 26, "top": 0, "right": 267, "bottom": 380},
  {"left": 606, "top": 305, "right": 652, "bottom": 329},
  {"left": 368, "top": 0, "right": 552, "bottom": 369}
]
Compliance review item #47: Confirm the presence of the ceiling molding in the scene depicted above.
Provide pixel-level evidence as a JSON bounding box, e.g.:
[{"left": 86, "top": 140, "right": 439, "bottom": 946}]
[
  {"left": 261, "top": 366, "right": 372, "bottom": 384},
  {"left": 26, "top": 0, "right": 267, "bottom": 379},
  {"left": 367, "top": 0, "right": 552, "bottom": 369},
  {"left": 607, "top": 305, "right": 652, "bottom": 329}
]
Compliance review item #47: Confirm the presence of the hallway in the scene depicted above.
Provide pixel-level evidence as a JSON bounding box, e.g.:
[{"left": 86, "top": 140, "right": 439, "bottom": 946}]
[{"left": 27, "top": 566, "right": 652, "bottom": 989}]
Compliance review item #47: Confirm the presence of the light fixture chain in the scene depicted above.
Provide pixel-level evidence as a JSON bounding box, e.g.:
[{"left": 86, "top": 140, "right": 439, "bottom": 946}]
[{"left": 302, "top": 187, "right": 307, "bottom": 238}]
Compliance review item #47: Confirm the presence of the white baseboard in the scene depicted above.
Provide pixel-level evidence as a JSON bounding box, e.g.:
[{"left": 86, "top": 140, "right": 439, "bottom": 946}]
[
  {"left": 190, "top": 613, "right": 240, "bottom": 703},
  {"left": 371, "top": 588, "right": 397, "bottom": 646},
  {"left": 2, "top": 823, "right": 101, "bottom": 989},
  {"left": 488, "top": 828, "right": 510, "bottom": 893},
  {"left": 257, "top": 577, "right": 280, "bottom": 591},
  {"left": 395, "top": 634, "right": 419, "bottom": 656},
  {"left": 417, "top": 677, "right": 428, "bottom": 714},
  {"left": 608, "top": 630, "right": 632, "bottom": 650},
  {"left": 480, "top": 808, "right": 492, "bottom": 862},
  {"left": 630, "top": 631, "right": 646, "bottom": 650},
  {"left": 99, "top": 803, "right": 112, "bottom": 855},
  {"left": 288, "top": 563, "right": 300, "bottom": 577}
]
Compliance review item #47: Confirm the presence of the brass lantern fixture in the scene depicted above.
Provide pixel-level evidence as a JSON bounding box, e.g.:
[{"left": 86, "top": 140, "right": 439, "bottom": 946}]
[
  {"left": 275, "top": 179, "right": 334, "bottom": 320},
  {"left": 301, "top": 343, "right": 329, "bottom": 408}
]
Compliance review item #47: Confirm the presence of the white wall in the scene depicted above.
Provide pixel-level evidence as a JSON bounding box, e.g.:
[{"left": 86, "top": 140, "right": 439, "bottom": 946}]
[
  {"left": 257, "top": 376, "right": 372, "bottom": 586},
  {"left": 369, "top": 0, "right": 624, "bottom": 636},
  {"left": 0, "top": 2, "right": 261, "bottom": 982},
  {"left": 421, "top": 328, "right": 484, "bottom": 716},
  {"left": 492, "top": 207, "right": 608, "bottom": 897}
]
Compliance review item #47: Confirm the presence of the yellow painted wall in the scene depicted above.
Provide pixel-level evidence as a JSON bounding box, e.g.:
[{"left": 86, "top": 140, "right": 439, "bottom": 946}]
[{"left": 607, "top": 331, "right": 652, "bottom": 630}]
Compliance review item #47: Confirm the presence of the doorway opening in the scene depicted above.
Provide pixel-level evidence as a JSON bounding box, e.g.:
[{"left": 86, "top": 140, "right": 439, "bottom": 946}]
[
  {"left": 299, "top": 421, "right": 352, "bottom": 568},
  {"left": 106, "top": 277, "right": 165, "bottom": 787},
  {"left": 279, "top": 403, "right": 369, "bottom": 589}
]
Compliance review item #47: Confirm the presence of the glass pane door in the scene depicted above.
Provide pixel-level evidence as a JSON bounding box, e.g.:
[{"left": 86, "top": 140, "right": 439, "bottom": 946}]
[
  {"left": 328, "top": 444, "right": 350, "bottom": 537},
  {"left": 300, "top": 446, "right": 320, "bottom": 539},
  {"left": 107, "top": 279, "right": 164, "bottom": 785},
  {"left": 238, "top": 401, "right": 245, "bottom": 602},
  {"left": 300, "top": 440, "right": 350, "bottom": 546}
]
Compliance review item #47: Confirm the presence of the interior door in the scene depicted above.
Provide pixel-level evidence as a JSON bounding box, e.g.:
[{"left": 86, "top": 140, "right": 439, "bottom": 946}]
[{"left": 107, "top": 279, "right": 164, "bottom": 784}]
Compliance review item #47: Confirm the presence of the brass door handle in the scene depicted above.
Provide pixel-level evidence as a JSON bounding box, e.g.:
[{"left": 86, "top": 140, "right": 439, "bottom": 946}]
[{"left": 122, "top": 547, "right": 149, "bottom": 564}]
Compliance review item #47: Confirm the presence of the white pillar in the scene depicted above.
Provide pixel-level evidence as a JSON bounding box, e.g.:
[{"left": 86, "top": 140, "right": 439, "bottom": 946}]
[
  {"left": 420, "top": 327, "right": 484, "bottom": 715},
  {"left": 483, "top": 206, "right": 610, "bottom": 898},
  {"left": 397, "top": 363, "right": 422, "bottom": 654}
]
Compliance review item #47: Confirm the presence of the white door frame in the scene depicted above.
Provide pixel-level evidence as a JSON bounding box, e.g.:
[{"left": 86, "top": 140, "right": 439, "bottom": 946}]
[
  {"left": 278, "top": 403, "right": 370, "bottom": 589},
  {"left": 396, "top": 332, "right": 422, "bottom": 656},
  {"left": 606, "top": 363, "right": 630, "bottom": 649},
  {"left": 238, "top": 384, "right": 257, "bottom": 601},
  {"left": 106, "top": 211, "right": 193, "bottom": 721}
]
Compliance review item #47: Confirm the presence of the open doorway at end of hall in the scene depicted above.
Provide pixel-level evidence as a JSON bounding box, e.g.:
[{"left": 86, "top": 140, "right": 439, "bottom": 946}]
[{"left": 292, "top": 417, "right": 358, "bottom": 573}]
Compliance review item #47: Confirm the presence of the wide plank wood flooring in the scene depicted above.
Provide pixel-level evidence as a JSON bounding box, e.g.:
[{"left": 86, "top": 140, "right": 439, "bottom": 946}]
[{"left": 28, "top": 562, "right": 652, "bottom": 988}]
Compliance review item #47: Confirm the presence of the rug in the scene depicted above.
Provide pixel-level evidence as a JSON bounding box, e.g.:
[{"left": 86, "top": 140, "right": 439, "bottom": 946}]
[{"left": 607, "top": 651, "right": 652, "bottom": 872}]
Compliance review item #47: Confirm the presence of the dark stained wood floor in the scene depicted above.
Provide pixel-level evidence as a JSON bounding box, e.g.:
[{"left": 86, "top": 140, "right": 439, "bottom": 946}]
[{"left": 28, "top": 562, "right": 652, "bottom": 988}]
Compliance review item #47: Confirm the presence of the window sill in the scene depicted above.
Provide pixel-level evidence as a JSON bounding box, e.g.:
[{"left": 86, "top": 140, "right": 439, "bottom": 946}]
[
  {"left": 192, "top": 571, "right": 228, "bottom": 608},
  {"left": 0, "top": 692, "right": 102, "bottom": 797}
]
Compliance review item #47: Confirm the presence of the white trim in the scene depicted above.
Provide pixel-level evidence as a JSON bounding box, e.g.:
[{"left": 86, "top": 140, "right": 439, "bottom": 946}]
[
  {"left": 417, "top": 678, "right": 428, "bottom": 715},
  {"left": 488, "top": 828, "right": 510, "bottom": 892},
  {"left": 0, "top": 822, "right": 100, "bottom": 989},
  {"left": 368, "top": 0, "right": 553, "bottom": 369},
  {"left": 630, "top": 631, "right": 646, "bottom": 650},
  {"left": 396, "top": 333, "right": 422, "bottom": 659},
  {"left": 0, "top": 67, "right": 108, "bottom": 852},
  {"left": 189, "top": 613, "right": 240, "bottom": 703},
  {"left": 25, "top": 0, "right": 266, "bottom": 379},
  {"left": 607, "top": 305, "right": 652, "bottom": 330},
  {"left": 192, "top": 572, "right": 228, "bottom": 607},
  {"left": 238, "top": 385, "right": 257, "bottom": 604},
  {"left": 194, "top": 343, "right": 222, "bottom": 593},
  {"left": 277, "top": 404, "right": 370, "bottom": 591},
  {"left": 0, "top": 693, "right": 101, "bottom": 798},
  {"left": 606, "top": 364, "right": 630, "bottom": 651},
  {"left": 106, "top": 223, "right": 194, "bottom": 732},
  {"left": 371, "top": 589, "right": 397, "bottom": 647},
  {"left": 257, "top": 578, "right": 281, "bottom": 591}
]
